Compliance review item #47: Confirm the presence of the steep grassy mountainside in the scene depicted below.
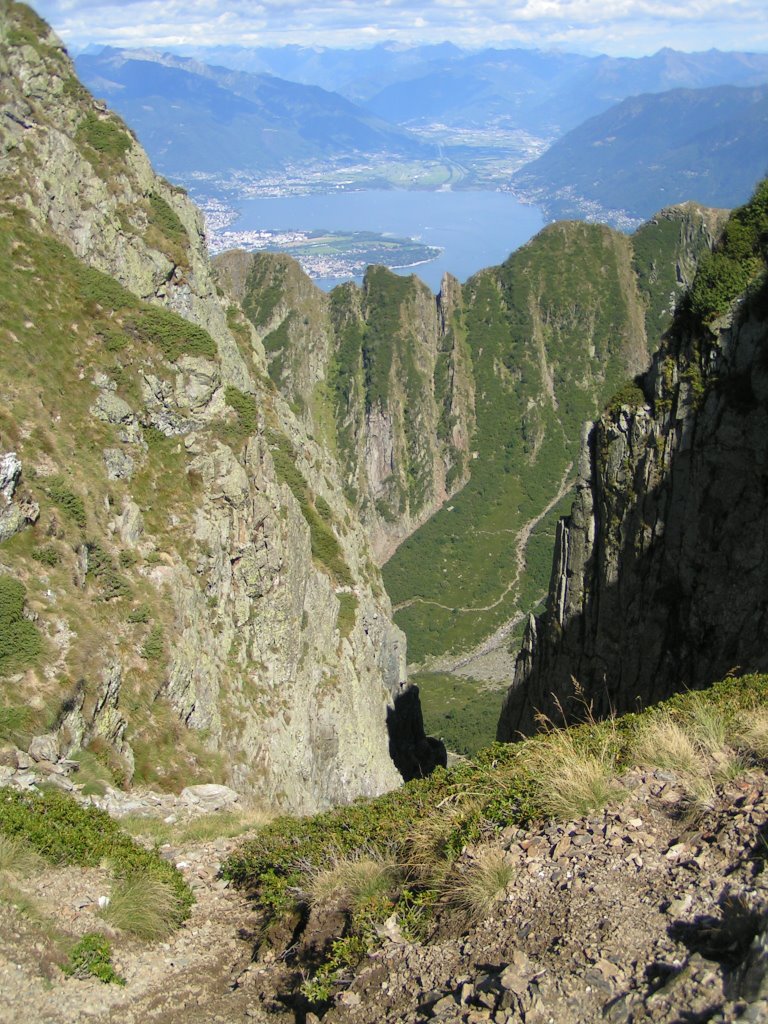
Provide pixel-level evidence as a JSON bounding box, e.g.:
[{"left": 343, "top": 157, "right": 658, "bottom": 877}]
[
  {"left": 512, "top": 83, "right": 768, "bottom": 225},
  {"left": 383, "top": 206, "right": 723, "bottom": 673},
  {"left": 0, "top": 2, "right": 439, "bottom": 812},
  {"left": 499, "top": 179, "right": 768, "bottom": 739},
  {"left": 214, "top": 252, "right": 475, "bottom": 562}
]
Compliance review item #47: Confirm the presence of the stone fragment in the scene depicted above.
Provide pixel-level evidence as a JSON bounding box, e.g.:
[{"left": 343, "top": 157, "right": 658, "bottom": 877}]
[
  {"left": 28, "top": 733, "right": 60, "bottom": 763},
  {"left": 179, "top": 783, "right": 240, "bottom": 809},
  {"left": 103, "top": 447, "right": 135, "bottom": 480}
]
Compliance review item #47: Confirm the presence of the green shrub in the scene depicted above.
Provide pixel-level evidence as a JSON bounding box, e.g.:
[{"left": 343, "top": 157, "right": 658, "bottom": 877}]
[
  {"left": 130, "top": 306, "right": 216, "bottom": 362},
  {"left": 47, "top": 476, "right": 86, "bottom": 528},
  {"left": 336, "top": 592, "right": 358, "bottom": 639},
  {"left": 77, "top": 111, "right": 131, "bottom": 165},
  {"left": 127, "top": 604, "right": 151, "bottom": 624},
  {"left": 0, "top": 789, "right": 193, "bottom": 918},
  {"left": 0, "top": 577, "right": 42, "bottom": 673},
  {"left": 689, "top": 178, "right": 768, "bottom": 322},
  {"left": 85, "top": 541, "right": 130, "bottom": 600},
  {"left": 224, "top": 386, "right": 258, "bottom": 438},
  {"left": 62, "top": 934, "right": 125, "bottom": 985},
  {"left": 606, "top": 380, "right": 647, "bottom": 415},
  {"left": 75, "top": 264, "right": 135, "bottom": 312},
  {"left": 31, "top": 545, "right": 60, "bottom": 567},
  {"left": 141, "top": 625, "right": 164, "bottom": 661},
  {"left": 267, "top": 431, "right": 353, "bottom": 586},
  {"left": 147, "top": 193, "right": 187, "bottom": 246}
]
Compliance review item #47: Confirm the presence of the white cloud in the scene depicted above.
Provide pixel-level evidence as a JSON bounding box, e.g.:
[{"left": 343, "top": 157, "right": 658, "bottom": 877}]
[{"left": 27, "top": 0, "right": 768, "bottom": 54}]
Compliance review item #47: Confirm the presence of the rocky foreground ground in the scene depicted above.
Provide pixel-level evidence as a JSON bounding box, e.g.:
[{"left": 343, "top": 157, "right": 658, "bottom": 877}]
[{"left": 3, "top": 759, "right": 768, "bottom": 1023}]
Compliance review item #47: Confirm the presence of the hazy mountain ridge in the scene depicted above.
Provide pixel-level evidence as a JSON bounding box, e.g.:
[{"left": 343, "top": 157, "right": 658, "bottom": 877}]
[
  {"left": 74, "top": 47, "right": 435, "bottom": 177},
  {"left": 512, "top": 83, "right": 768, "bottom": 224}
]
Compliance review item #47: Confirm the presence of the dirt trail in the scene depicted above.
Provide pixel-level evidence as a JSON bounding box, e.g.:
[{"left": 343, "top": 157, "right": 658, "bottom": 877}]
[{"left": 0, "top": 833, "right": 280, "bottom": 1024}]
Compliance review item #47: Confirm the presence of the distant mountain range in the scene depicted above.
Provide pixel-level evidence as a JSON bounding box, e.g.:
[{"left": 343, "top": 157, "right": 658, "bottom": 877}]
[
  {"left": 75, "top": 48, "right": 434, "bottom": 176},
  {"left": 76, "top": 44, "right": 768, "bottom": 228},
  {"left": 512, "top": 84, "right": 768, "bottom": 222},
  {"left": 365, "top": 47, "right": 768, "bottom": 132},
  {"left": 143, "top": 43, "right": 768, "bottom": 133}
]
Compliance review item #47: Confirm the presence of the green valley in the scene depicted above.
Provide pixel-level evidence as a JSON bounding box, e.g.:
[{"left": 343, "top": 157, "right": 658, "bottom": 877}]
[{"left": 382, "top": 208, "right": 721, "bottom": 669}]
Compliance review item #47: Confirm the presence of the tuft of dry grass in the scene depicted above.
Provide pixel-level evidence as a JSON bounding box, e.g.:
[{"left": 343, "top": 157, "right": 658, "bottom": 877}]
[
  {"left": 403, "top": 801, "right": 475, "bottom": 886},
  {"left": 632, "top": 714, "right": 706, "bottom": 778},
  {"left": 100, "top": 872, "right": 184, "bottom": 940},
  {"left": 528, "top": 729, "right": 623, "bottom": 821},
  {"left": 304, "top": 851, "right": 400, "bottom": 912},
  {"left": 733, "top": 708, "right": 768, "bottom": 760},
  {"left": 121, "top": 804, "right": 276, "bottom": 847},
  {"left": 0, "top": 833, "right": 45, "bottom": 880},
  {"left": 633, "top": 701, "right": 750, "bottom": 810},
  {"left": 442, "top": 845, "right": 516, "bottom": 923}
]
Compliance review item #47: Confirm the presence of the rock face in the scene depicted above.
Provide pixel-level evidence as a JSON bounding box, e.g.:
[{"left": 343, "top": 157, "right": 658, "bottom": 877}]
[
  {"left": 499, "top": 192, "right": 768, "bottom": 738},
  {"left": 214, "top": 252, "right": 475, "bottom": 563},
  {"left": 0, "top": 4, "right": 439, "bottom": 812}
]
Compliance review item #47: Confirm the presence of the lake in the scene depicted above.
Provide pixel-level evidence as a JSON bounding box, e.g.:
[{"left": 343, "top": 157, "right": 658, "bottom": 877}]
[{"left": 230, "top": 189, "right": 545, "bottom": 293}]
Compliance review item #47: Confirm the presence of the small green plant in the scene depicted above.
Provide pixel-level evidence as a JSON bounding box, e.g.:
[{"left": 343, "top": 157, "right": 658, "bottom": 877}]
[
  {"left": 141, "top": 624, "right": 164, "bottom": 661},
  {"left": 127, "top": 604, "right": 151, "bottom": 624},
  {"left": 62, "top": 933, "right": 125, "bottom": 985},
  {"left": 47, "top": 476, "right": 86, "bottom": 528},
  {"left": 118, "top": 550, "right": 138, "bottom": 569},
  {"left": 300, "top": 934, "right": 369, "bottom": 1005},
  {"left": 0, "top": 576, "right": 42, "bottom": 673}
]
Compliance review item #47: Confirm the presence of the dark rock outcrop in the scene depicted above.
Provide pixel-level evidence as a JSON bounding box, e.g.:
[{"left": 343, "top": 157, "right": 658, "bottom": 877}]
[{"left": 499, "top": 200, "right": 768, "bottom": 739}]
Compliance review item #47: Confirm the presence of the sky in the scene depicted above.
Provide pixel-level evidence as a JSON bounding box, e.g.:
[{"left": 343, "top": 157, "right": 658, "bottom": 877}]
[{"left": 27, "top": 1, "right": 768, "bottom": 57}]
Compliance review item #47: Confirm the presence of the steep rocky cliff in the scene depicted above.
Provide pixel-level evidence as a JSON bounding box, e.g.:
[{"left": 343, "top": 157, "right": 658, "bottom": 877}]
[
  {"left": 0, "top": 2, "right": 437, "bottom": 811},
  {"left": 499, "top": 181, "right": 768, "bottom": 739},
  {"left": 214, "top": 251, "right": 475, "bottom": 563},
  {"left": 385, "top": 208, "right": 722, "bottom": 672}
]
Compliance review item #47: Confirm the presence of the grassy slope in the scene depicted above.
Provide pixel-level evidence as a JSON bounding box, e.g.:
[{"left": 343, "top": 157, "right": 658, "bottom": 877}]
[
  {"left": 0, "top": 205, "right": 227, "bottom": 787},
  {"left": 383, "top": 221, "right": 647, "bottom": 662}
]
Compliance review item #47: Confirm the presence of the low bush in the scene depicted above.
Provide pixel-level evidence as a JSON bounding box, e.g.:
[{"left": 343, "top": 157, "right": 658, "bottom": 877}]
[
  {"left": 141, "top": 624, "right": 164, "bottom": 661},
  {"left": 130, "top": 306, "right": 216, "bottom": 362},
  {"left": 47, "top": 476, "right": 86, "bottom": 528},
  {"left": 0, "top": 789, "right": 193, "bottom": 920},
  {"left": 0, "top": 576, "right": 42, "bottom": 673},
  {"left": 62, "top": 933, "right": 125, "bottom": 985}
]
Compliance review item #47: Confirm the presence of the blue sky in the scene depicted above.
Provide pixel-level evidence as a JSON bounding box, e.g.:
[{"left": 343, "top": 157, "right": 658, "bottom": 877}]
[{"left": 28, "top": 0, "right": 768, "bottom": 56}]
